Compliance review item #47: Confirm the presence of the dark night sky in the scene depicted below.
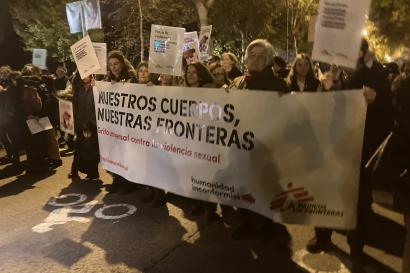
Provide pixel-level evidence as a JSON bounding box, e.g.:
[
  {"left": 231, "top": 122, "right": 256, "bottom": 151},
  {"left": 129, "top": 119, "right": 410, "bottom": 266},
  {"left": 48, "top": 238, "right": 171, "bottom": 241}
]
[{"left": 0, "top": 0, "right": 31, "bottom": 69}]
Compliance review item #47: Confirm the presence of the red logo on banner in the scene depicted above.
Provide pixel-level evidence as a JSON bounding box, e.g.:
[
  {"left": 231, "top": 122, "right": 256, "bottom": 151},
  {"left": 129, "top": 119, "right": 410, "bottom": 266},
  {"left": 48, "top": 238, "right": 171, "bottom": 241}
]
[
  {"left": 270, "top": 182, "right": 314, "bottom": 211},
  {"left": 241, "top": 194, "right": 256, "bottom": 204}
]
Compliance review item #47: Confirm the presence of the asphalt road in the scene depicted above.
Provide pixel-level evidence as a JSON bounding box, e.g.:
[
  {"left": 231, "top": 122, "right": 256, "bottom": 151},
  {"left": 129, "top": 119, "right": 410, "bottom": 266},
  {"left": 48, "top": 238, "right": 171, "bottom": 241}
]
[{"left": 0, "top": 150, "right": 405, "bottom": 273}]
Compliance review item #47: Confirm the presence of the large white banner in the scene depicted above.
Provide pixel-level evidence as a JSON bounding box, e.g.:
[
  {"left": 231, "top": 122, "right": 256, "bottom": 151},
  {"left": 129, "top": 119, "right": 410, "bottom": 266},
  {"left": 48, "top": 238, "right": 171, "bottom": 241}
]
[
  {"left": 70, "top": 35, "right": 101, "bottom": 79},
  {"left": 148, "top": 24, "right": 185, "bottom": 77},
  {"left": 312, "top": 0, "right": 371, "bottom": 68},
  {"left": 94, "top": 82, "right": 366, "bottom": 229}
]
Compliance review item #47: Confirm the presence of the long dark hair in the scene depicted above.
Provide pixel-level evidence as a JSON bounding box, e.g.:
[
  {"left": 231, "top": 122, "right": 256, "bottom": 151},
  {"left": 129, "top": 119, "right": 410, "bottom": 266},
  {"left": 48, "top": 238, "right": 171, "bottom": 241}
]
[
  {"left": 106, "top": 50, "right": 136, "bottom": 82},
  {"left": 184, "top": 62, "right": 215, "bottom": 87},
  {"left": 287, "top": 53, "right": 316, "bottom": 83}
]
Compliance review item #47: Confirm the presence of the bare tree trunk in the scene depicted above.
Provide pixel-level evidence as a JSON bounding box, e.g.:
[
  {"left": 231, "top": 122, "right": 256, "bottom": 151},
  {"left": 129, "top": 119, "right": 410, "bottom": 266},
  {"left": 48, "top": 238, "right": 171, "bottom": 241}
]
[
  {"left": 191, "top": 0, "right": 215, "bottom": 27},
  {"left": 240, "top": 30, "right": 245, "bottom": 65},
  {"left": 192, "top": 0, "right": 208, "bottom": 26},
  {"left": 293, "top": 35, "right": 298, "bottom": 55},
  {"left": 138, "top": 0, "right": 144, "bottom": 62},
  {"left": 286, "top": 0, "right": 289, "bottom": 62}
]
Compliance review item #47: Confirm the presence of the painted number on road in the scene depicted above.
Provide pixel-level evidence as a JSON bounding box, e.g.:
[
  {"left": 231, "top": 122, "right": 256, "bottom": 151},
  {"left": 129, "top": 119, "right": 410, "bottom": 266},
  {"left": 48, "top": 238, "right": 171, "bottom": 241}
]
[
  {"left": 32, "top": 193, "right": 137, "bottom": 233},
  {"left": 293, "top": 249, "right": 351, "bottom": 273}
]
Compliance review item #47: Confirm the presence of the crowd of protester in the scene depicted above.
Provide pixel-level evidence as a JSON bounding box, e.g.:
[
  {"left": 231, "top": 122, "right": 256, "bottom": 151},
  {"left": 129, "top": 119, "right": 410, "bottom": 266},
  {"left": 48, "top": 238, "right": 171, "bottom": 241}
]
[{"left": 0, "top": 37, "right": 409, "bottom": 273}]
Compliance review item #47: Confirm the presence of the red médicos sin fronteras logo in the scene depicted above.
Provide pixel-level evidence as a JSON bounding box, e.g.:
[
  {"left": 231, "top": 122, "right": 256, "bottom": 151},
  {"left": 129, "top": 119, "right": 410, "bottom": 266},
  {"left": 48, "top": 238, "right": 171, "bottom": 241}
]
[{"left": 270, "top": 182, "right": 314, "bottom": 211}]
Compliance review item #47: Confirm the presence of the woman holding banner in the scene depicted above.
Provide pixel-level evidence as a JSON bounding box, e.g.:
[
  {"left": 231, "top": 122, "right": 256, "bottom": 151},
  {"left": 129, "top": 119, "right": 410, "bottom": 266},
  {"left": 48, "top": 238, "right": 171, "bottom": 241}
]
[
  {"left": 183, "top": 62, "right": 220, "bottom": 220},
  {"left": 104, "top": 50, "right": 138, "bottom": 194},
  {"left": 229, "top": 39, "right": 289, "bottom": 242},
  {"left": 209, "top": 63, "right": 230, "bottom": 89},
  {"left": 184, "top": 62, "right": 215, "bottom": 88},
  {"left": 132, "top": 61, "right": 166, "bottom": 207},
  {"left": 105, "top": 50, "right": 136, "bottom": 83},
  {"left": 286, "top": 53, "right": 321, "bottom": 92},
  {"left": 132, "top": 61, "right": 159, "bottom": 86},
  {"left": 221, "top": 52, "right": 242, "bottom": 82}
]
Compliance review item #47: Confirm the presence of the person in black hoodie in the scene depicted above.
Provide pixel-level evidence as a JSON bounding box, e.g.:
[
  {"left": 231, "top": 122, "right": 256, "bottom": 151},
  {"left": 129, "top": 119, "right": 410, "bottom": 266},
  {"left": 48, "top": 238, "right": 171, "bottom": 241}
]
[
  {"left": 305, "top": 39, "right": 393, "bottom": 272},
  {"left": 69, "top": 73, "right": 99, "bottom": 180},
  {"left": 229, "top": 39, "right": 289, "bottom": 242},
  {"left": 392, "top": 74, "right": 410, "bottom": 273},
  {"left": 286, "top": 53, "right": 321, "bottom": 92}
]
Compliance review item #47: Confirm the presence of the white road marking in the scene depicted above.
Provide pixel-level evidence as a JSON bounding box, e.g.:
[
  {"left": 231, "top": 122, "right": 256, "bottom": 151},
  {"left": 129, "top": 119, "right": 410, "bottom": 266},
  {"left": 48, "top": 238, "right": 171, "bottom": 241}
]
[
  {"left": 34, "top": 194, "right": 137, "bottom": 233},
  {"left": 292, "top": 248, "right": 351, "bottom": 273},
  {"left": 94, "top": 204, "right": 137, "bottom": 220},
  {"left": 48, "top": 193, "right": 88, "bottom": 207},
  {"left": 32, "top": 201, "right": 98, "bottom": 233}
]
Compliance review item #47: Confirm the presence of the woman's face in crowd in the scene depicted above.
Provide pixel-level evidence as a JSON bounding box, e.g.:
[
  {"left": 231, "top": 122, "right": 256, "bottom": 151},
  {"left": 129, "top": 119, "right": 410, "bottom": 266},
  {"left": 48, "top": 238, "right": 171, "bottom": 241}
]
[
  {"left": 222, "top": 54, "right": 234, "bottom": 70},
  {"left": 82, "top": 75, "right": 92, "bottom": 84},
  {"left": 160, "top": 74, "right": 173, "bottom": 86},
  {"left": 212, "top": 67, "right": 225, "bottom": 86},
  {"left": 295, "top": 58, "right": 310, "bottom": 78},
  {"left": 186, "top": 65, "right": 199, "bottom": 86},
  {"left": 56, "top": 68, "right": 66, "bottom": 79},
  {"left": 138, "top": 66, "right": 150, "bottom": 84},
  {"left": 108, "top": 58, "right": 123, "bottom": 77},
  {"left": 247, "top": 46, "right": 266, "bottom": 73}
]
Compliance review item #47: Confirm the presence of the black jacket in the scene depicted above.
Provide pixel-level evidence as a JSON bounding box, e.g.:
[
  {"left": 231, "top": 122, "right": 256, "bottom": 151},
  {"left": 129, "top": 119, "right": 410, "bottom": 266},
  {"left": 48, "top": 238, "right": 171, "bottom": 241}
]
[
  {"left": 230, "top": 67, "right": 289, "bottom": 93},
  {"left": 72, "top": 73, "right": 96, "bottom": 133},
  {"left": 54, "top": 76, "right": 69, "bottom": 91},
  {"left": 392, "top": 77, "right": 410, "bottom": 159},
  {"left": 227, "top": 66, "right": 243, "bottom": 81},
  {"left": 351, "top": 59, "right": 393, "bottom": 162},
  {"left": 288, "top": 76, "right": 321, "bottom": 92}
]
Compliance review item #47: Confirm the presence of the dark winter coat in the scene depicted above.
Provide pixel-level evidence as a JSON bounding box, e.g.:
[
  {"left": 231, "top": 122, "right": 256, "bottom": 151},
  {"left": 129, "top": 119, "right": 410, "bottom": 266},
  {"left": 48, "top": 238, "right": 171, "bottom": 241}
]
[
  {"left": 288, "top": 76, "right": 321, "bottom": 92},
  {"left": 230, "top": 66, "right": 289, "bottom": 93},
  {"left": 227, "top": 66, "right": 243, "bottom": 81},
  {"left": 350, "top": 59, "right": 394, "bottom": 163},
  {"left": 72, "top": 73, "right": 96, "bottom": 134}
]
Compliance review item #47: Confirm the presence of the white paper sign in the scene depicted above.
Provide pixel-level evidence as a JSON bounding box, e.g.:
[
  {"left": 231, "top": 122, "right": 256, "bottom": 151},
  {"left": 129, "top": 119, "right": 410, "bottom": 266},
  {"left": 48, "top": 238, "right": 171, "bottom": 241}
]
[
  {"left": 26, "top": 117, "right": 53, "bottom": 135},
  {"left": 312, "top": 0, "right": 371, "bottom": 68},
  {"left": 199, "top": 26, "right": 212, "bottom": 62},
  {"left": 58, "top": 99, "right": 75, "bottom": 135},
  {"left": 32, "top": 49, "right": 47, "bottom": 69},
  {"left": 70, "top": 35, "right": 101, "bottom": 79},
  {"left": 94, "top": 81, "right": 367, "bottom": 229},
  {"left": 92, "top": 42, "right": 107, "bottom": 75},
  {"left": 148, "top": 24, "right": 185, "bottom": 76},
  {"left": 66, "top": 1, "right": 82, "bottom": 34},
  {"left": 183, "top": 31, "right": 200, "bottom": 64}
]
